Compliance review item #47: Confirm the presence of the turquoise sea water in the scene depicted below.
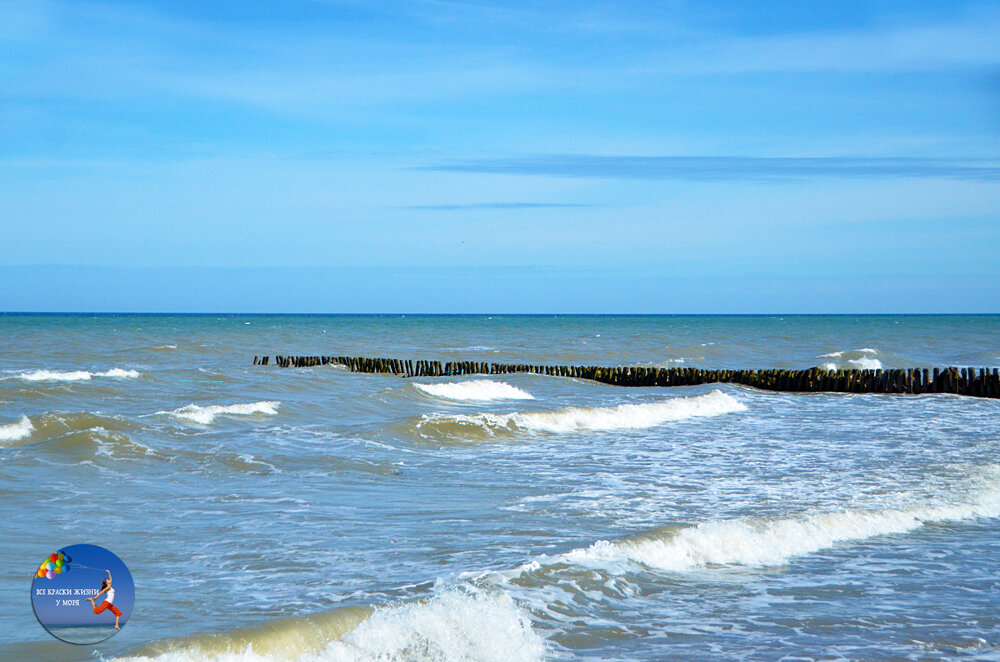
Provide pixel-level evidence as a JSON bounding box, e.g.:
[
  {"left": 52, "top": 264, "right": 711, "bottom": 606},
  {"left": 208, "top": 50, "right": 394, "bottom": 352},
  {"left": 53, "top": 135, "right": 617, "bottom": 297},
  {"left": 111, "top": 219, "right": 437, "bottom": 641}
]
[{"left": 1, "top": 314, "right": 999, "bottom": 661}]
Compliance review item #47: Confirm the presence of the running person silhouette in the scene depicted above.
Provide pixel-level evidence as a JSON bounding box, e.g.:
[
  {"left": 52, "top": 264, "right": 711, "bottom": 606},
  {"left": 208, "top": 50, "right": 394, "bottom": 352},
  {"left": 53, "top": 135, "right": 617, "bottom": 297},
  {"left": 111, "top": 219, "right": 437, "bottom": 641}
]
[{"left": 86, "top": 570, "right": 122, "bottom": 630}]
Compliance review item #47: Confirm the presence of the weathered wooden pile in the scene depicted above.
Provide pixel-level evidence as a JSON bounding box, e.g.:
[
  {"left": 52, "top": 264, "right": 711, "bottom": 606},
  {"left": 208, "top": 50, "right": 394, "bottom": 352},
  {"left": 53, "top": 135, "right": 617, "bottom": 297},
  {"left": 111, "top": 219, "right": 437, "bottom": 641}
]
[{"left": 252, "top": 355, "right": 1000, "bottom": 399}]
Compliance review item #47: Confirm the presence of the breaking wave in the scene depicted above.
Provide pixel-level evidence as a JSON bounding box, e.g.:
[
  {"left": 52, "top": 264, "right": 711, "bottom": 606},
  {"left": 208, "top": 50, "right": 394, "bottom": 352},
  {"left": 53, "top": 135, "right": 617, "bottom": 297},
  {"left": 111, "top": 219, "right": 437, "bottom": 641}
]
[
  {"left": 4, "top": 368, "right": 141, "bottom": 382},
  {"left": 115, "top": 589, "right": 542, "bottom": 662},
  {"left": 819, "top": 348, "right": 883, "bottom": 371},
  {"left": 0, "top": 411, "right": 153, "bottom": 457},
  {"left": 558, "top": 466, "right": 1000, "bottom": 574},
  {"left": 640, "top": 358, "right": 687, "bottom": 368},
  {"left": 162, "top": 401, "right": 281, "bottom": 425},
  {"left": 415, "top": 390, "right": 745, "bottom": 439},
  {"left": 322, "top": 590, "right": 542, "bottom": 662},
  {"left": 114, "top": 466, "right": 1000, "bottom": 662},
  {"left": 0, "top": 416, "right": 34, "bottom": 445},
  {"left": 413, "top": 380, "right": 534, "bottom": 401}
]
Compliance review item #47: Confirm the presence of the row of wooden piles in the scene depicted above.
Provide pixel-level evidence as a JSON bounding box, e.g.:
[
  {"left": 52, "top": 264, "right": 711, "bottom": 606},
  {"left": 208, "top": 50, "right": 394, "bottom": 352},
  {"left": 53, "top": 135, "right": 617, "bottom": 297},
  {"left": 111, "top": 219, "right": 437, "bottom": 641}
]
[{"left": 252, "top": 355, "right": 1000, "bottom": 399}]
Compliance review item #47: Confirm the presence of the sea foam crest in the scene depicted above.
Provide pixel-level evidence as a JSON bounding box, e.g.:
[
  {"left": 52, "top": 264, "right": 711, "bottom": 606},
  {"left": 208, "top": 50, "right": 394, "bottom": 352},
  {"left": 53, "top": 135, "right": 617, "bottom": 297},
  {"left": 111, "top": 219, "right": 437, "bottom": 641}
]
[
  {"left": 320, "top": 590, "right": 543, "bottom": 662},
  {"left": 418, "top": 390, "right": 745, "bottom": 436},
  {"left": 164, "top": 401, "right": 280, "bottom": 425},
  {"left": 562, "top": 470, "right": 1000, "bottom": 573},
  {"left": 0, "top": 416, "right": 34, "bottom": 444},
  {"left": 414, "top": 380, "right": 534, "bottom": 401},
  {"left": 9, "top": 368, "right": 141, "bottom": 382},
  {"left": 819, "top": 348, "right": 882, "bottom": 371},
  {"left": 113, "top": 590, "right": 543, "bottom": 662}
]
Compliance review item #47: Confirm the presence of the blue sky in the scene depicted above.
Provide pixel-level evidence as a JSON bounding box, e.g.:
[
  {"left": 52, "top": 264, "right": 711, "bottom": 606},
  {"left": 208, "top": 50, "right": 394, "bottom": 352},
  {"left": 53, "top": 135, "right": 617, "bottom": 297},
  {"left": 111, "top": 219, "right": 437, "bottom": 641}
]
[{"left": 1, "top": 0, "right": 998, "bottom": 312}]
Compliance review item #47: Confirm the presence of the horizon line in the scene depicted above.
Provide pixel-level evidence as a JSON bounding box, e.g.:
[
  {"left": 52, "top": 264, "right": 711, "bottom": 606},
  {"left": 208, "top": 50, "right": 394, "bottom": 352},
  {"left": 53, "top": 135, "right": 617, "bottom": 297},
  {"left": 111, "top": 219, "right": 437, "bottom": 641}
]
[{"left": 2, "top": 312, "right": 997, "bottom": 317}]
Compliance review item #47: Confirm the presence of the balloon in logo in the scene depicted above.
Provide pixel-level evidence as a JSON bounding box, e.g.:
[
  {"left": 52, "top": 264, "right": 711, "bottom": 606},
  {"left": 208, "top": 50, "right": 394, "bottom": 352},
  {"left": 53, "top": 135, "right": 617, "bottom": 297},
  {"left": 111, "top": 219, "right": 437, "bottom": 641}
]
[{"left": 38, "top": 551, "right": 74, "bottom": 579}]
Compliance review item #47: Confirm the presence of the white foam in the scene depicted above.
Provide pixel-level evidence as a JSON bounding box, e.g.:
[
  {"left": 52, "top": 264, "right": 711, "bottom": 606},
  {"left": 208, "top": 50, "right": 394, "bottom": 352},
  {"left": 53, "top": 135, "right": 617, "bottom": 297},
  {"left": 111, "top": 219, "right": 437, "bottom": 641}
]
[
  {"left": 846, "top": 357, "right": 882, "bottom": 370},
  {"left": 414, "top": 380, "right": 534, "bottom": 401},
  {"left": 819, "top": 348, "right": 882, "bottom": 371},
  {"left": 8, "top": 368, "right": 141, "bottom": 382},
  {"left": 164, "top": 401, "right": 280, "bottom": 425},
  {"left": 0, "top": 415, "right": 34, "bottom": 444},
  {"left": 17, "top": 369, "right": 93, "bottom": 381},
  {"left": 562, "top": 471, "right": 1000, "bottom": 573},
  {"left": 821, "top": 358, "right": 883, "bottom": 371},
  {"left": 321, "top": 590, "right": 543, "bottom": 662},
  {"left": 100, "top": 368, "right": 142, "bottom": 378},
  {"left": 820, "top": 348, "right": 878, "bottom": 359},
  {"left": 113, "top": 590, "right": 543, "bottom": 662},
  {"left": 641, "top": 358, "right": 687, "bottom": 368},
  {"left": 419, "top": 390, "right": 745, "bottom": 435}
]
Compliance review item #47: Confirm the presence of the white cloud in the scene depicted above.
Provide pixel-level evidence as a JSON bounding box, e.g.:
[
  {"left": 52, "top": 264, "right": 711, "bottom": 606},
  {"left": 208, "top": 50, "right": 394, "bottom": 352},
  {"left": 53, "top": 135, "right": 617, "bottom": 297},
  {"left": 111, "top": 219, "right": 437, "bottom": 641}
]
[
  {"left": 5, "top": 0, "right": 999, "bottom": 117},
  {"left": 661, "top": 19, "right": 1000, "bottom": 74}
]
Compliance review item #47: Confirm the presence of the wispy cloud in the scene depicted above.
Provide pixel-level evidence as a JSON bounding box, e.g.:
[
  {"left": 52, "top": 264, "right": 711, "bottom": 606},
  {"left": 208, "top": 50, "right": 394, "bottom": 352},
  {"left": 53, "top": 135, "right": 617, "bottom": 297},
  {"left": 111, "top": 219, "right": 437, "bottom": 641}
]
[
  {"left": 655, "top": 19, "right": 1000, "bottom": 75},
  {"left": 404, "top": 202, "right": 594, "bottom": 211},
  {"left": 423, "top": 155, "right": 1000, "bottom": 181},
  {"left": 5, "top": 1, "right": 998, "bottom": 119}
]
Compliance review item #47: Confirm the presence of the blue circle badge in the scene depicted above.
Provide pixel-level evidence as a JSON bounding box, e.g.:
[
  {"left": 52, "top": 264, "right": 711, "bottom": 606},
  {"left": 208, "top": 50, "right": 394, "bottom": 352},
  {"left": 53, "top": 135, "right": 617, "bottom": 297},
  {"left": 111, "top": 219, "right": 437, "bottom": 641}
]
[{"left": 31, "top": 544, "right": 135, "bottom": 644}]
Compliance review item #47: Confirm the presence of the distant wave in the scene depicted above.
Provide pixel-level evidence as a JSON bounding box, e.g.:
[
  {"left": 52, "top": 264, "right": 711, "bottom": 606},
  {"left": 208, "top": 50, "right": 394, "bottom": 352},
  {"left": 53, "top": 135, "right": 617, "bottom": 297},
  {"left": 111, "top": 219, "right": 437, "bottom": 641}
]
[
  {"left": 820, "top": 348, "right": 878, "bottom": 357},
  {"left": 116, "top": 589, "right": 541, "bottom": 662},
  {"left": 415, "top": 390, "right": 745, "bottom": 438},
  {"left": 822, "top": 357, "right": 882, "bottom": 371},
  {"left": 0, "top": 411, "right": 151, "bottom": 456},
  {"left": 162, "top": 401, "right": 280, "bottom": 425},
  {"left": 0, "top": 416, "right": 34, "bottom": 445},
  {"left": 639, "top": 358, "right": 688, "bottom": 368},
  {"left": 414, "top": 380, "right": 534, "bottom": 401},
  {"left": 819, "top": 348, "right": 883, "bottom": 371},
  {"left": 5, "top": 368, "right": 141, "bottom": 382},
  {"left": 556, "top": 467, "right": 1000, "bottom": 574}
]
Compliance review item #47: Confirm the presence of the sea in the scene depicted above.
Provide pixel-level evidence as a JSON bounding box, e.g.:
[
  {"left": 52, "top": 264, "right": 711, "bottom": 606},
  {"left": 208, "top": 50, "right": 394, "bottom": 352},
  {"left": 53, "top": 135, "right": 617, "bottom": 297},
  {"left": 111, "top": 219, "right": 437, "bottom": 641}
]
[
  {"left": 1, "top": 314, "right": 999, "bottom": 661},
  {"left": 42, "top": 625, "right": 122, "bottom": 646}
]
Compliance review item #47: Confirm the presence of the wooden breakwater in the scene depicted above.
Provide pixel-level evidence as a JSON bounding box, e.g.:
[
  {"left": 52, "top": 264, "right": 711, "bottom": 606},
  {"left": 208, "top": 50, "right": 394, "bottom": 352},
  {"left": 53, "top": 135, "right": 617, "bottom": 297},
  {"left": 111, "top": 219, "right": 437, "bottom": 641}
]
[{"left": 252, "top": 355, "right": 1000, "bottom": 399}]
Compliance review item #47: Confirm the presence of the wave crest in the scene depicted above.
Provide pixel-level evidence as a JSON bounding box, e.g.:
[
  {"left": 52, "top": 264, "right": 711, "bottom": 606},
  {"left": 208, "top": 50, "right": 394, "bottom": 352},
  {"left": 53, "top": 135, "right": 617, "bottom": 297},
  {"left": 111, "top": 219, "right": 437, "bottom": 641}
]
[
  {"left": 0, "top": 412, "right": 155, "bottom": 457},
  {"left": 413, "top": 380, "right": 534, "bottom": 401},
  {"left": 0, "top": 416, "right": 34, "bottom": 445},
  {"left": 562, "top": 470, "right": 1000, "bottom": 573},
  {"left": 323, "top": 590, "right": 543, "bottom": 662},
  {"left": 415, "top": 390, "right": 745, "bottom": 439},
  {"left": 121, "top": 604, "right": 371, "bottom": 661},
  {"left": 162, "top": 401, "right": 281, "bottom": 425},
  {"left": 819, "top": 348, "right": 883, "bottom": 371},
  {"left": 116, "top": 590, "right": 541, "bottom": 662},
  {"left": 5, "top": 368, "right": 141, "bottom": 382}
]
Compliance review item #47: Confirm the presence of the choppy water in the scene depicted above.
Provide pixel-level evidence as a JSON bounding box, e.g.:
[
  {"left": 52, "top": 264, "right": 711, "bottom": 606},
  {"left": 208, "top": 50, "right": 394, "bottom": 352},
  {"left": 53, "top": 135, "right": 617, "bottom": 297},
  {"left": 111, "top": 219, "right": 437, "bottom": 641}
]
[{"left": 1, "top": 314, "right": 999, "bottom": 661}]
